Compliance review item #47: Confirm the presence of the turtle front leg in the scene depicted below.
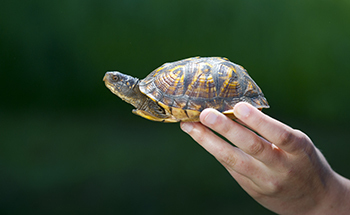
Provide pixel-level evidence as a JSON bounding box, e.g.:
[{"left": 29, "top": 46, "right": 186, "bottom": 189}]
[
  {"left": 132, "top": 109, "right": 179, "bottom": 122},
  {"left": 133, "top": 98, "right": 175, "bottom": 122},
  {"left": 132, "top": 109, "right": 166, "bottom": 122}
]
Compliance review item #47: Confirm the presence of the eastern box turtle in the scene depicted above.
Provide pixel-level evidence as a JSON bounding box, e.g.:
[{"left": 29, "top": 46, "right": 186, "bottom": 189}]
[{"left": 103, "top": 57, "right": 269, "bottom": 122}]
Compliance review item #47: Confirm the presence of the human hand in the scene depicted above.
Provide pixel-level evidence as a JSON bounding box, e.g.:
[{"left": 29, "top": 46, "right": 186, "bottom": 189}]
[{"left": 180, "top": 102, "right": 350, "bottom": 215}]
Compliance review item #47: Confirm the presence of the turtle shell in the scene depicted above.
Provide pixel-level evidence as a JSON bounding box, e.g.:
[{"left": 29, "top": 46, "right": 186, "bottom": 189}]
[{"left": 138, "top": 57, "right": 269, "bottom": 122}]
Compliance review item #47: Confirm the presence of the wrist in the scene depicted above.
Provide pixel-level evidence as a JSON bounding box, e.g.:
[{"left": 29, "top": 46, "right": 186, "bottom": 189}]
[{"left": 306, "top": 172, "right": 350, "bottom": 215}]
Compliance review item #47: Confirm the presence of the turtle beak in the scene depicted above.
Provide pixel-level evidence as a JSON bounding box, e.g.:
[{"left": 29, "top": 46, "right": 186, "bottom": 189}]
[
  {"left": 103, "top": 72, "right": 115, "bottom": 91},
  {"left": 103, "top": 72, "right": 110, "bottom": 82}
]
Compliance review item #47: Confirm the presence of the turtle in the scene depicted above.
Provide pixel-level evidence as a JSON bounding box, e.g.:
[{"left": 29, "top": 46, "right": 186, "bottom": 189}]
[{"left": 103, "top": 57, "right": 269, "bottom": 122}]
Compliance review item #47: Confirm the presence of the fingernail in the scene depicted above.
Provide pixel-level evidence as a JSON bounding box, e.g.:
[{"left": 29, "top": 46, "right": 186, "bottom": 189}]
[
  {"left": 235, "top": 103, "right": 251, "bottom": 118},
  {"left": 181, "top": 122, "right": 193, "bottom": 133},
  {"left": 204, "top": 111, "right": 218, "bottom": 125}
]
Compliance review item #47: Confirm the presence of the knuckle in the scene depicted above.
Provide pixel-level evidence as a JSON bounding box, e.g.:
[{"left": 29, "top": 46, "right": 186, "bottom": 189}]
[
  {"left": 279, "top": 128, "right": 296, "bottom": 145},
  {"left": 212, "top": 115, "right": 232, "bottom": 135},
  {"left": 254, "top": 116, "right": 265, "bottom": 130},
  {"left": 193, "top": 129, "right": 207, "bottom": 143},
  {"left": 219, "top": 122, "right": 232, "bottom": 136},
  {"left": 220, "top": 152, "right": 237, "bottom": 167},
  {"left": 294, "top": 129, "right": 311, "bottom": 144},
  {"left": 247, "top": 142, "right": 264, "bottom": 156},
  {"left": 211, "top": 116, "right": 238, "bottom": 138},
  {"left": 300, "top": 138, "right": 317, "bottom": 158},
  {"left": 264, "top": 180, "right": 283, "bottom": 195},
  {"left": 284, "top": 129, "right": 315, "bottom": 154},
  {"left": 250, "top": 113, "right": 266, "bottom": 132},
  {"left": 254, "top": 179, "right": 284, "bottom": 197},
  {"left": 187, "top": 124, "right": 207, "bottom": 143}
]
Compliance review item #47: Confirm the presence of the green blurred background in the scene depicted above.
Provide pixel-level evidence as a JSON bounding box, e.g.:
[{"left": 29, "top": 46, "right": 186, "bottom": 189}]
[{"left": 1, "top": 0, "right": 350, "bottom": 214}]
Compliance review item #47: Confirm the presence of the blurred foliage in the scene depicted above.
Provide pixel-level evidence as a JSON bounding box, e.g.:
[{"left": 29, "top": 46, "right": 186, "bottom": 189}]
[{"left": 1, "top": 0, "right": 350, "bottom": 214}]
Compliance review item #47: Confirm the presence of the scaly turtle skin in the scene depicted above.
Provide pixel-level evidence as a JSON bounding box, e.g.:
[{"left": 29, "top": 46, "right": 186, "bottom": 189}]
[{"left": 103, "top": 57, "right": 269, "bottom": 122}]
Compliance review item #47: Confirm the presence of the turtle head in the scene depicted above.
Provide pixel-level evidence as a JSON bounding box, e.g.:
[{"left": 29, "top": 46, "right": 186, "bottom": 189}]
[{"left": 103, "top": 71, "right": 143, "bottom": 106}]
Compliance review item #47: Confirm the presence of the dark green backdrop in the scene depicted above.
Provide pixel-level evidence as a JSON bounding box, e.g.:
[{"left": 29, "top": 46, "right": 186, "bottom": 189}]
[{"left": 1, "top": 1, "right": 350, "bottom": 214}]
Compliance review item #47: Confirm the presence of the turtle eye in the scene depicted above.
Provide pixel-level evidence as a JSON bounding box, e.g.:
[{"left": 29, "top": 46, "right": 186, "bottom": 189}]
[{"left": 112, "top": 75, "right": 119, "bottom": 81}]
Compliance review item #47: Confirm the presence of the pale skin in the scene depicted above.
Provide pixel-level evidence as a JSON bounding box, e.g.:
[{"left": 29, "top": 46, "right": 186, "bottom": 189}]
[{"left": 180, "top": 102, "right": 350, "bottom": 215}]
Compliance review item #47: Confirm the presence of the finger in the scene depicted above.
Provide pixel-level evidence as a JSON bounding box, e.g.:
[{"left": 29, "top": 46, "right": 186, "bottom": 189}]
[
  {"left": 180, "top": 122, "right": 265, "bottom": 177},
  {"left": 233, "top": 102, "right": 311, "bottom": 154},
  {"left": 180, "top": 122, "right": 240, "bottom": 168},
  {"left": 199, "top": 108, "right": 283, "bottom": 165}
]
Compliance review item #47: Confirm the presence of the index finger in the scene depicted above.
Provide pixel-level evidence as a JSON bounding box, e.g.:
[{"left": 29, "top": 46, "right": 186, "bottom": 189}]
[{"left": 233, "top": 102, "right": 309, "bottom": 154}]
